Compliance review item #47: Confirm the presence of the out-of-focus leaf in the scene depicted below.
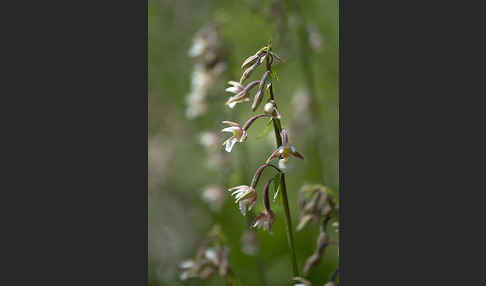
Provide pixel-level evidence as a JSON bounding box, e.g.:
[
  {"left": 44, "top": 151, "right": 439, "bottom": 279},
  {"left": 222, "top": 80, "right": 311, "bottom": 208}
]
[{"left": 256, "top": 119, "right": 274, "bottom": 139}]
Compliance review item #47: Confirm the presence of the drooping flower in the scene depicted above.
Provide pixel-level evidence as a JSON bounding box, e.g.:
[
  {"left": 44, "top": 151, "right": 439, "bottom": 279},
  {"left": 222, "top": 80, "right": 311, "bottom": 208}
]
[
  {"left": 253, "top": 209, "right": 275, "bottom": 232},
  {"left": 265, "top": 129, "right": 304, "bottom": 172},
  {"left": 225, "top": 81, "right": 244, "bottom": 94},
  {"left": 221, "top": 121, "right": 247, "bottom": 152},
  {"left": 228, "top": 185, "right": 257, "bottom": 215},
  {"left": 225, "top": 80, "right": 260, "bottom": 109}
]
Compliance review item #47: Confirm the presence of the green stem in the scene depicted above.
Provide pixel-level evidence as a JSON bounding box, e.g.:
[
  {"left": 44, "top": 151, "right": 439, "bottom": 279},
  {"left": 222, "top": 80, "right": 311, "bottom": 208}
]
[
  {"left": 269, "top": 85, "right": 299, "bottom": 276},
  {"left": 280, "top": 173, "right": 299, "bottom": 277}
]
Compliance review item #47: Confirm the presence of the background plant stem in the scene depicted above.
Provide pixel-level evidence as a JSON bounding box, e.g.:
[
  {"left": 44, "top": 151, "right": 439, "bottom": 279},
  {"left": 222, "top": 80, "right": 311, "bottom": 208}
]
[{"left": 285, "top": 0, "right": 327, "bottom": 185}]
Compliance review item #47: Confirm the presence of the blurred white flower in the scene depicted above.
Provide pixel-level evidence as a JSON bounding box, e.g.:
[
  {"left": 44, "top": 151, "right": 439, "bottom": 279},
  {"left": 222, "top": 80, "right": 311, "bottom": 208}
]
[
  {"left": 201, "top": 185, "right": 225, "bottom": 211},
  {"left": 188, "top": 23, "right": 220, "bottom": 59},
  {"left": 241, "top": 230, "right": 259, "bottom": 255},
  {"left": 204, "top": 248, "right": 219, "bottom": 265},
  {"left": 307, "top": 23, "right": 324, "bottom": 53},
  {"left": 199, "top": 131, "right": 219, "bottom": 149},
  {"left": 185, "top": 64, "right": 213, "bottom": 119}
]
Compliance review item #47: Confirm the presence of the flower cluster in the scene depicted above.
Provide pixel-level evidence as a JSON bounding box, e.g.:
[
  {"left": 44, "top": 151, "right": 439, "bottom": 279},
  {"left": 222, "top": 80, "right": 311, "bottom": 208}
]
[{"left": 222, "top": 45, "right": 304, "bottom": 235}]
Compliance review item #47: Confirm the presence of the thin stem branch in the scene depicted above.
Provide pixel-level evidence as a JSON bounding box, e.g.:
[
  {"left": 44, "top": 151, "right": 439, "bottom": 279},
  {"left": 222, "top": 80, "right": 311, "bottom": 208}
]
[{"left": 250, "top": 163, "right": 281, "bottom": 189}]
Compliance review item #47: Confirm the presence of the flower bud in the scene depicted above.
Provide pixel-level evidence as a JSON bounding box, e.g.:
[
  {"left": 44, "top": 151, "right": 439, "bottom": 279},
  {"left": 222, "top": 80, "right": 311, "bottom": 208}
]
[{"left": 264, "top": 102, "right": 274, "bottom": 114}]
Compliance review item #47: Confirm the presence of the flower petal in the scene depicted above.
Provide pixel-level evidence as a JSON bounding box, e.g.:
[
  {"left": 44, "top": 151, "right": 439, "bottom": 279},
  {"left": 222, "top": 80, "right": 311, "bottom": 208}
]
[
  {"left": 228, "top": 81, "right": 243, "bottom": 88},
  {"left": 228, "top": 185, "right": 248, "bottom": 191},
  {"left": 280, "top": 129, "right": 289, "bottom": 146},
  {"left": 225, "top": 138, "right": 237, "bottom": 152},
  {"left": 239, "top": 201, "right": 247, "bottom": 216},
  {"left": 222, "top": 120, "right": 240, "bottom": 127},
  {"left": 225, "top": 86, "right": 240, "bottom": 94},
  {"left": 221, "top": 126, "right": 238, "bottom": 133},
  {"left": 241, "top": 54, "right": 258, "bottom": 69}
]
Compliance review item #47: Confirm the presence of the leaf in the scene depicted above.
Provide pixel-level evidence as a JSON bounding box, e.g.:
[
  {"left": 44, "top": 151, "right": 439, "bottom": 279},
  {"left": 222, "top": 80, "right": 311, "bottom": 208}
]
[
  {"left": 265, "top": 83, "right": 271, "bottom": 99},
  {"left": 271, "top": 70, "right": 278, "bottom": 80},
  {"left": 256, "top": 121, "right": 273, "bottom": 139},
  {"left": 272, "top": 173, "right": 281, "bottom": 203}
]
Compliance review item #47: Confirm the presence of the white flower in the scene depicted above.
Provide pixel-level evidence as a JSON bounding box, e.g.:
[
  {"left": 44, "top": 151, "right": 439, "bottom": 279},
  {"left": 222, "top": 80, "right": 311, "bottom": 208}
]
[
  {"left": 228, "top": 185, "right": 257, "bottom": 216},
  {"left": 221, "top": 121, "right": 247, "bottom": 152},
  {"left": 225, "top": 81, "right": 244, "bottom": 94},
  {"left": 225, "top": 80, "right": 259, "bottom": 109}
]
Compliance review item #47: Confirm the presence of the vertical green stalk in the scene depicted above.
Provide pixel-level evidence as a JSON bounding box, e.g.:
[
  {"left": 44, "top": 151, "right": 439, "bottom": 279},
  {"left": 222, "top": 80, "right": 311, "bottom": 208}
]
[{"left": 269, "top": 85, "right": 299, "bottom": 277}]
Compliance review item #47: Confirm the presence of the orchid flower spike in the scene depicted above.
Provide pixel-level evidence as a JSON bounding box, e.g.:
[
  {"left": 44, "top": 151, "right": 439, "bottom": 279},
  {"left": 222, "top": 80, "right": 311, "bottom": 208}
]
[
  {"left": 228, "top": 185, "right": 257, "bottom": 216},
  {"left": 265, "top": 129, "right": 304, "bottom": 172},
  {"left": 221, "top": 121, "right": 247, "bottom": 152}
]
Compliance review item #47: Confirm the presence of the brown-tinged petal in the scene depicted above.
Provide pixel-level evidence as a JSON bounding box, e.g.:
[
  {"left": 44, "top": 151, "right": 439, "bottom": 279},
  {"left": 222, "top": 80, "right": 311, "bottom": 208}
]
[
  {"left": 241, "top": 54, "right": 259, "bottom": 69},
  {"left": 251, "top": 71, "right": 270, "bottom": 111},
  {"left": 281, "top": 129, "right": 289, "bottom": 146},
  {"left": 221, "top": 120, "right": 240, "bottom": 127},
  {"left": 240, "top": 59, "right": 261, "bottom": 83}
]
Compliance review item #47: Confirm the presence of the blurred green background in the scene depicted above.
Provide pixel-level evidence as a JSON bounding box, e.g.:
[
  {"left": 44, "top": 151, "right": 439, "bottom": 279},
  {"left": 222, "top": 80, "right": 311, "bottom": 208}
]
[{"left": 149, "top": 0, "right": 338, "bottom": 285}]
